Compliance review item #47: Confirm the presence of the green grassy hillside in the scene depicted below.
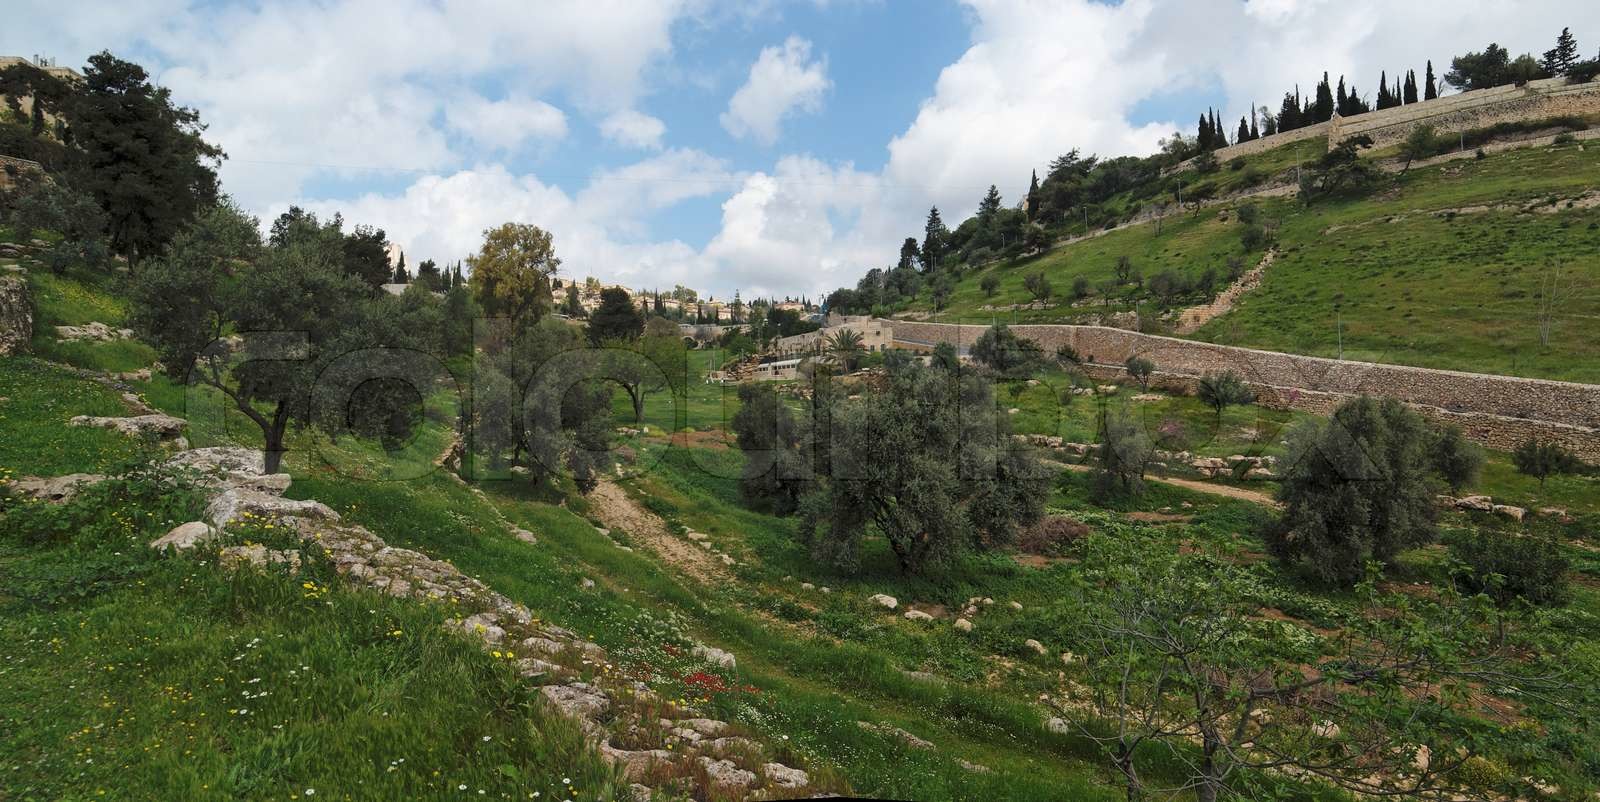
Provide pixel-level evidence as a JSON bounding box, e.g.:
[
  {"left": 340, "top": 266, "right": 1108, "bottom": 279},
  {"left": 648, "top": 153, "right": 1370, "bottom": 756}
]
[{"left": 892, "top": 137, "right": 1600, "bottom": 383}]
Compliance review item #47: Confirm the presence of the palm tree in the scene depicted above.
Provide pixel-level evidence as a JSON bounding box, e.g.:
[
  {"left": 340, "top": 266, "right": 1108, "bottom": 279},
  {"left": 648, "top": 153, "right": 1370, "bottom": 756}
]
[{"left": 825, "top": 328, "right": 866, "bottom": 372}]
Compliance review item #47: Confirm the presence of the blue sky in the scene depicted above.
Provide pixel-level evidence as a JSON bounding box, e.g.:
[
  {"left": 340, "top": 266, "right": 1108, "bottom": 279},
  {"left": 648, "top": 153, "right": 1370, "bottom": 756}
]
[{"left": 8, "top": 0, "right": 1598, "bottom": 298}]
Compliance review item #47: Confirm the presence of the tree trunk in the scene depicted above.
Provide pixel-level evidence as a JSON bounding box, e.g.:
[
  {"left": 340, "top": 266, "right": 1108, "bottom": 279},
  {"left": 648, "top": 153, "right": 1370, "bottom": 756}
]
[
  {"left": 626, "top": 383, "right": 644, "bottom": 422},
  {"left": 1116, "top": 743, "right": 1142, "bottom": 801},
  {"left": 263, "top": 405, "right": 291, "bottom": 475},
  {"left": 1196, "top": 733, "right": 1221, "bottom": 802}
]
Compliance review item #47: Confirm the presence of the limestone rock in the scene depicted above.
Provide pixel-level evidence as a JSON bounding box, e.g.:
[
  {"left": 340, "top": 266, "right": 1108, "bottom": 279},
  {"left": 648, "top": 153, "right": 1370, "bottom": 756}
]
[
  {"left": 601, "top": 742, "right": 674, "bottom": 782},
  {"left": 219, "top": 545, "right": 302, "bottom": 572},
  {"left": 207, "top": 487, "right": 338, "bottom": 529},
  {"left": 686, "top": 531, "right": 709, "bottom": 542},
  {"left": 957, "top": 759, "right": 992, "bottom": 774},
  {"left": 1455, "top": 495, "right": 1494, "bottom": 512},
  {"left": 678, "top": 718, "right": 728, "bottom": 737},
  {"left": 151, "top": 521, "right": 218, "bottom": 551},
  {"left": 1025, "top": 639, "right": 1047, "bottom": 655},
  {"left": 1492, "top": 504, "right": 1526, "bottom": 522},
  {"left": 1311, "top": 720, "right": 1340, "bottom": 739},
  {"left": 515, "top": 657, "right": 562, "bottom": 678},
  {"left": 12, "top": 473, "right": 105, "bottom": 503},
  {"left": 0, "top": 276, "right": 32, "bottom": 356},
  {"left": 71, "top": 413, "right": 187, "bottom": 440},
  {"left": 953, "top": 617, "right": 973, "bottom": 632},
  {"left": 903, "top": 610, "right": 934, "bottom": 622},
  {"left": 1045, "top": 717, "right": 1071, "bottom": 735},
  {"left": 697, "top": 757, "right": 757, "bottom": 794},
  {"left": 456, "top": 613, "right": 506, "bottom": 645},
  {"left": 54, "top": 321, "right": 134, "bottom": 342},
  {"left": 540, "top": 682, "right": 611, "bottom": 722},
  {"left": 1009, "top": 601, "right": 1024, "bottom": 611},
  {"left": 629, "top": 783, "right": 652, "bottom": 802},
  {"left": 869, "top": 593, "right": 898, "bottom": 610},
  {"left": 762, "top": 762, "right": 809, "bottom": 789},
  {"left": 693, "top": 644, "right": 737, "bottom": 670}
]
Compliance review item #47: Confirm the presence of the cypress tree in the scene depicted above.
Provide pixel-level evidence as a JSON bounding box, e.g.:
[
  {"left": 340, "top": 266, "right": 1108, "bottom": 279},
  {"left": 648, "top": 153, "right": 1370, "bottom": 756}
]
[
  {"left": 1404, "top": 69, "right": 1419, "bottom": 104},
  {"left": 1025, "top": 170, "right": 1040, "bottom": 220},
  {"left": 1424, "top": 60, "right": 1438, "bottom": 100},
  {"left": 1250, "top": 114, "right": 1260, "bottom": 140},
  {"left": 1335, "top": 77, "right": 1348, "bottom": 116},
  {"left": 1236, "top": 116, "right": 1251, "bottom": 143},
  {"left": 1314, "top": 73, "right": 1334, "bottom": 121},
  {"left": 1198, "top": 113, "right": 1212, "bottom": 150}
]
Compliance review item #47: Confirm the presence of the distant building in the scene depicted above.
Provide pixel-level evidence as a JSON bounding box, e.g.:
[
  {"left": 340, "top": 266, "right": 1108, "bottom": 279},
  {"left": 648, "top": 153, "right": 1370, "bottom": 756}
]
[
  {"left": 750, "top": 358, "right": 802, "bottom": 382},
  {"left": 773, "top": 316, "right": 892, "bottom": 358}
]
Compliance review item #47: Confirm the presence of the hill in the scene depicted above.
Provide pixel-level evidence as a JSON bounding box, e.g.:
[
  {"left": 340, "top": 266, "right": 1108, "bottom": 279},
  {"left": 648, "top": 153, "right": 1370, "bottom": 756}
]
[{"left": 868, "top": 129, "right": 1600, "bottom": 383}]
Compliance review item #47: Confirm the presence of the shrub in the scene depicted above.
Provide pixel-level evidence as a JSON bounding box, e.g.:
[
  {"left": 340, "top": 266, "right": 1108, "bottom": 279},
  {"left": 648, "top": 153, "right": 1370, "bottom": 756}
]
[
  {"left": 1448, "top": 529, "right": 1570, "bottom": 607},
  {"left": 1431, "top": 425, "right": 1485, "bottom": 493},
  {"left": 1016, "top": 515, "right": 1091, "bottom": 556},
  {"left": 980, "top": 274, "right": 1000, "bottom": 297},
  {"left": 1092, "top": 410, "right": 1154, "bottom": 501},
  {"left": 1512, "top": 437, "right": 1581, "bottom": 487},
  {"left": 1124, "top": 355, "right": 1155, "bottom": 389},
  {"left": 1196, "top": 371, "right": 1254, "bottom": 421}
]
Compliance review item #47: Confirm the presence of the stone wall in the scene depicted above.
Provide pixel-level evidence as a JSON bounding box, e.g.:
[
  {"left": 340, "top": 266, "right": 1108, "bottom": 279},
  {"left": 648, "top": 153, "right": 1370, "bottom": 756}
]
[
  {"left": 883, "top": 319, "right": 1600, "bottom": 461},
  {"left": 1174, "top": 77, "right": 1600, "bottom": 169}
]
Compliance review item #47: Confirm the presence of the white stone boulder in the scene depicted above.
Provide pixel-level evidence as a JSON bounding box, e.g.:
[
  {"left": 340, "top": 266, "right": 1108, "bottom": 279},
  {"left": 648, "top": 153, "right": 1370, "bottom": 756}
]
[
  {"left": 870, "top": 593, "right": 898, "bottom": 610},
  {"left": 953, "top": 617, "right": 974, "bottom": 632},
  {"left": 1009, "top": 601, "right": 1024, "bottom": 611},
  {"left": 903, "top": 610, "right": 934, "bottom": 622},
  {"left": 1455, "top": 495, "right": 1494, "bottom": 512},
  {"left": 206, "top": 487, "right": 339, "bottom": 529},
  {"left": 1025, "top": 638, "right": 1047, "bottom": 655},
  {"left": 151, "top": 521, "right": 218, "bottom": 551},
  {"left": 1045, "top": 717, "right": 1071, "bottom": 735}
]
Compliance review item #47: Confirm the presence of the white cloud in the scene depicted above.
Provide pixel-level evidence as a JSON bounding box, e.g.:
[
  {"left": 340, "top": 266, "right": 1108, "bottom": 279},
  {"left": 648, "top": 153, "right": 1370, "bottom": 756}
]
[
  {"left": 444, "top": 94, "right": 568, "bottom": 151},
  {"left": 599, "top": 109, "right": 668, "bottom": 149},
  {"left": 4, "top": 0, "right": 696, "bottom": 210},
  {"left": 720, "top": 35, "right": 831, "bottom": 145}
]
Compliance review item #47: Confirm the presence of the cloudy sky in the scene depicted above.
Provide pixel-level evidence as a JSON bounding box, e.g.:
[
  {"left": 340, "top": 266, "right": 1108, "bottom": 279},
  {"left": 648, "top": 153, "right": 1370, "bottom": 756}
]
[{"left": 8, "top": 0, "right": 1597, "bottom": 299}]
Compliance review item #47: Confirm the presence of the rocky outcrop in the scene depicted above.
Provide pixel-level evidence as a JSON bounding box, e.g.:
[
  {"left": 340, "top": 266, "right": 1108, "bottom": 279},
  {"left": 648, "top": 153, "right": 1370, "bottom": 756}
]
[
  {"left": 70, "top": 413, "right": 188, "bottom": 441},
  {"left": 0, "top": 275, "right": 31, "bottom": 355},
  {"left": 55, "top": 321, "right": 134, "bottom": 342},
  {"left": 11, "top": 473, "right": 105, "bottom": 503}
]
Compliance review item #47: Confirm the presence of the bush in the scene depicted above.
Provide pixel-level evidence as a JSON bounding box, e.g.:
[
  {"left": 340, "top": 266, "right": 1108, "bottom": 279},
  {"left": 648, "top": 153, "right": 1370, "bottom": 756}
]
[
  {"left": 1016, "top": 515, "right": 1091, "bottom": 556},
  {"left": 1431, "top": 425, "right": 1484, "bottom": 493},
  {"left": 1512, "top": 437, "right": 1581, "bottom": 487},
  {"left": 1449, "top": 529, "right": 1570, "bottom": 607}
]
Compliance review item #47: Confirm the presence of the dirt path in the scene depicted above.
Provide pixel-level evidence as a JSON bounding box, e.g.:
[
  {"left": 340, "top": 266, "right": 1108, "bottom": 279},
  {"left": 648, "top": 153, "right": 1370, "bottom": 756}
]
[
  {"left": 587, "top": 478, "right": 730, "bottom": 584},
  {"left": 1055, "top": 461, "right": 1281, "bottom": 508}
]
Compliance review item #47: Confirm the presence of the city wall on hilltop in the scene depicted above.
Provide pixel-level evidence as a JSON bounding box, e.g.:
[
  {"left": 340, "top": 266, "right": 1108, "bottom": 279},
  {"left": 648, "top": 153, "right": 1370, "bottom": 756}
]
[{"left": 1178, "top": 76, "right": 1600, "bottom": 167}]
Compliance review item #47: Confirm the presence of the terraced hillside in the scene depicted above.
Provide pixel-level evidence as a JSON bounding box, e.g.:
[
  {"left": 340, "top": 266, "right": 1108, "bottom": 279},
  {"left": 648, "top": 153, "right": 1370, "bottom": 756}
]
[{"left": 892, "top": 135, "right": 1600, "bottom": 383}]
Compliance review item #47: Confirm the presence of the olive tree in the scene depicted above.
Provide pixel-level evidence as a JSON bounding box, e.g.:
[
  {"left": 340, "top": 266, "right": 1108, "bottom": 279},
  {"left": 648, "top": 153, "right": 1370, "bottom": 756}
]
[
  {"left": 130, "top": 201, "right": 369, "bottom": 473},
  {"left": 797, "top": 354, "right": 1046, "bottom": 574},
  {"left": 1264, "top": 397, "right": 1443, "bottom": 585}
]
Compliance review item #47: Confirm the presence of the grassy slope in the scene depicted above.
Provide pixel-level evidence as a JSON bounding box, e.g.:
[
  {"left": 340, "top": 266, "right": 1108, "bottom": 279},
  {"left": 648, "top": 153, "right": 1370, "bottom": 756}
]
[{"left": 895, "top": 138, "right": 1600, "bottom": 382}]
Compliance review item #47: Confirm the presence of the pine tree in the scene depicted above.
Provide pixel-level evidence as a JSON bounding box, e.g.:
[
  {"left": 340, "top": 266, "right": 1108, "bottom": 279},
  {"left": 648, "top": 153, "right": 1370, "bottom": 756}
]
[
  {"left": 1404, "top": 69, "right": 1419, "bottom": 104},
  {"left": 1314, "top": 73, "right": 1335, "bottom": 121},
  {"left": 1424, "top": 60, "right": 1438, "bottom": 100},
  {"left": 978, "top": 184, "right": 1002, "bottom": 221},
  {"left": 1542, "top": 27, "right": 1580, "bottom": 76}
]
